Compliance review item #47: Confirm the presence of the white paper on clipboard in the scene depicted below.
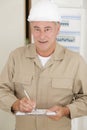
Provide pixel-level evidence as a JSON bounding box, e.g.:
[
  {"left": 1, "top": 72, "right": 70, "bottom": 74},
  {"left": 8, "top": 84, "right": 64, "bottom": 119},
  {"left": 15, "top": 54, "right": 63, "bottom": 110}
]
[{"left": 16, "top": 109, "right": 56, "bottom": 116}]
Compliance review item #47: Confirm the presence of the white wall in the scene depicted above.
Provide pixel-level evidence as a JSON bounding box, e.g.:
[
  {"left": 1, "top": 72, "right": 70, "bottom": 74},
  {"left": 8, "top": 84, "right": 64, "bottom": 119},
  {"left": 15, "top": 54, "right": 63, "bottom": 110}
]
[
  {"left": 0, "top": 0, "right": 26, "bottom": 129},
  {"left": 32, "top": 0, "right": 82, "bottom": 7},
  {"left": 0, "top": 0, "right": 25, "bottom": 72},
  {"left": 80, "top": 8, "right": 87, "bottom": 62}
]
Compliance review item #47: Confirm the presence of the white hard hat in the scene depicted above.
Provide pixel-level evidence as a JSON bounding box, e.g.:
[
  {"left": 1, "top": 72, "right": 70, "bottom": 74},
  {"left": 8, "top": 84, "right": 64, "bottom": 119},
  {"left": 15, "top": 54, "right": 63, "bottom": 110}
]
[{"left": 28, "top": 0, "right": 61, "bottom": 22}]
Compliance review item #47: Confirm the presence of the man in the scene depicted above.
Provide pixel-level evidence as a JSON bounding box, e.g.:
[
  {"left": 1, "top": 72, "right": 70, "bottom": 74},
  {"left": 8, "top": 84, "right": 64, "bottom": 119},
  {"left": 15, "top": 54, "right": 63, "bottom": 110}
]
[{"left": 0, "top": 0, "right": 87, "bottom": 130}]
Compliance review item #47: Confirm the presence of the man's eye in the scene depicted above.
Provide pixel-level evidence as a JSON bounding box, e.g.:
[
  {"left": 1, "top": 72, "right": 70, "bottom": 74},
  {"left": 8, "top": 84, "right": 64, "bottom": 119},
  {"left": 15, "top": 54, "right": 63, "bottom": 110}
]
[
  {"left": 35, "top": 28, "right": 40, "bottom": 31},
  {"left": 45, "top": 28, "right": 50, "bottom": 31},
  {"left": 45, "top": 28, "right": 51, "bottom": 32}
]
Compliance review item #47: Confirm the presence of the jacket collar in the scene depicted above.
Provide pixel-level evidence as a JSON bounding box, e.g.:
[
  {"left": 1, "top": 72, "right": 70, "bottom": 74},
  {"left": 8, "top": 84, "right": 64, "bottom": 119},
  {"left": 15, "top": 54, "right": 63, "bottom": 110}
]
[
  {"left": 52, "top": 43, "right": 65, "bottom": 61},
  {"left": 25, "top": 43, "right": 65, "bottom": 61},
  {"left": 25, "top": 44, "right": 37, "bottom": 58}
]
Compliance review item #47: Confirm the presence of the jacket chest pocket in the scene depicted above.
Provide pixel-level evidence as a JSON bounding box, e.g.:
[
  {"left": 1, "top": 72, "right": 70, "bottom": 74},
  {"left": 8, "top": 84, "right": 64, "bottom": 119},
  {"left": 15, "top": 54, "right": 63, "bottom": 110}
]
[
  {"left": 12, "top": 76, "right": 33, "bottom": 99},
  {"left": 52, "top": 78, "right": 73, "bottom": 90},
  {"left": 47, "top": 78, "right": 74, "bottom": 106}
]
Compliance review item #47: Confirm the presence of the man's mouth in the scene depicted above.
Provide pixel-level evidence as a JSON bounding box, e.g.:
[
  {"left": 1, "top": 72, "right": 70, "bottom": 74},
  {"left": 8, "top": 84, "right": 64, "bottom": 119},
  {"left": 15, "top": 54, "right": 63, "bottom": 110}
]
[{"left": 38, "top": 41, "right": 48, "bottom": 43}]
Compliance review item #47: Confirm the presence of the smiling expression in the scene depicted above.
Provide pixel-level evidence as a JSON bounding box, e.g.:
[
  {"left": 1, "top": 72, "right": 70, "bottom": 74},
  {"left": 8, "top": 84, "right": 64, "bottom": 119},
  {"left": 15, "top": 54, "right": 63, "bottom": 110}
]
[{"left": 30, "top": 21, "right": 60, "bottom": 57}]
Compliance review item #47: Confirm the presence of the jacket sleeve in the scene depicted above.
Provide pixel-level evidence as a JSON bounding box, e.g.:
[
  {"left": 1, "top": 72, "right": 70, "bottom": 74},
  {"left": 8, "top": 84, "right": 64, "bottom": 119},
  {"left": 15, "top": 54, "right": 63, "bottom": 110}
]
[
  {"left": 67, "top": 55, "right": 87, "bottom": 119},
  {"left": 0, "top": 52, "right": 17, "bottom": 112}
]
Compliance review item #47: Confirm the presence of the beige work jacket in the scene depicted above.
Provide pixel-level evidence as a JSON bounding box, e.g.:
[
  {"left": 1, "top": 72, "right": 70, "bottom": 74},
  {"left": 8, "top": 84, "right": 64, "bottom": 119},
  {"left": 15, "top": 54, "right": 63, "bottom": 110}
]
[{"left": 0, "top": 43, "right": 87, "bottom": 130}]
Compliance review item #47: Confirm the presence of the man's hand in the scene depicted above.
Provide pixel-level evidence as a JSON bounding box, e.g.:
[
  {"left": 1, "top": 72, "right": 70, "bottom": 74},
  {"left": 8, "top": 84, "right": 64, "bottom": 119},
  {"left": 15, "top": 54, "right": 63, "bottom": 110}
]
[
  {"left": 47, "top": 105, "right": 70, "bottom": 120},
  {"left": 11, "top": 97, "right": 36, "bottom": 113}
]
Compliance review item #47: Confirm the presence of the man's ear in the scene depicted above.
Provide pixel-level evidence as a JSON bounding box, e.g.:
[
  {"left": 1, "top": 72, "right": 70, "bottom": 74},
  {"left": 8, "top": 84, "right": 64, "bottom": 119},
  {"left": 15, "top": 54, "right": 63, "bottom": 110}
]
[{"left": 56, "top": 22, "right": 60, "bottom": 35}]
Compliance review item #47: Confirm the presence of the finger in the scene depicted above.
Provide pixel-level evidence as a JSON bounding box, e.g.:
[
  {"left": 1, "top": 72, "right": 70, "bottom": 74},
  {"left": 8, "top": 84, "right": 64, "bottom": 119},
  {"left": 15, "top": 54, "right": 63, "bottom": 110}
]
[
  {"left": 21, "top": 100, "right": 34, "bottom": 108},
  {"left": 19, "top": 101, "right": 33, "bottom": 112},
  {"left": 32, "top": 100, "right": 36, "bottom": 109},
  {"left": 48, "top": 115, "right": 60, "bottom": 120},
  {"left": 20, "top": 98, "right": 33, "bottom": 107},
  {"left": 19, "top": 100, "right": 33, "bottom": 112},
  {"left": 48, "top": 105, "right": 58, "bottom": 112}
]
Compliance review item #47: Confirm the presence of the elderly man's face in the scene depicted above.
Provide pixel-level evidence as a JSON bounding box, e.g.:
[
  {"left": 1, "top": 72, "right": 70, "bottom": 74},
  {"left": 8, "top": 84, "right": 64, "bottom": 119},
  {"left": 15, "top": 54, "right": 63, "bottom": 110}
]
[{"left": 30, "top": 21, "right": 60, "bottom": 56}]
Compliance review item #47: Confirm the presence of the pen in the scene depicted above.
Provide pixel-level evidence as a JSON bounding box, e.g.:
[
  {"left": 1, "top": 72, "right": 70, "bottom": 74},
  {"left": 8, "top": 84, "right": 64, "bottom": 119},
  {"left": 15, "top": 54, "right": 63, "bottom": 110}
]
[
  {"left": 24, "top": 90, "right": 31, "bottom": 100},
  {"left": 24, "top": 89, "right": 36, "bottom": 110}
]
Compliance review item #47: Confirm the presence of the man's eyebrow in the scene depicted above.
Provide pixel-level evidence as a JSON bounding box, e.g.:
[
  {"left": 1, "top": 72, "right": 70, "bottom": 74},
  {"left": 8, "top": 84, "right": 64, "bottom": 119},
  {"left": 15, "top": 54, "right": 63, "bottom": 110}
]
[
  {"left": 33, "top": 26, "right": 40, "bottom": 28},
  {"left": 45, "top": 26, "right": 52, "bottom": 28},
  {"left": 33, "top": 26, "right": 52, "bottom": 28}
]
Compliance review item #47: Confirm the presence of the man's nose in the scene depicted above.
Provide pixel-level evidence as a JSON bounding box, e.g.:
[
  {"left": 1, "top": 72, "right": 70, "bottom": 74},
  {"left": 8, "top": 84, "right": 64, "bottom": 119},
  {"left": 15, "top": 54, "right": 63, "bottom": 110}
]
[{"left": 40, "top": 31, "right": 46, "bottom": 39}]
